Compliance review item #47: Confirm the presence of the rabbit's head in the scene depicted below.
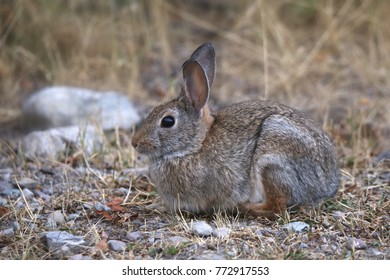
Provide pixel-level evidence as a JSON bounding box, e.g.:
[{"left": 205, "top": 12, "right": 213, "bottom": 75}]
[{"left": 132, "top": 43, "right": 216, "bottom": 159}]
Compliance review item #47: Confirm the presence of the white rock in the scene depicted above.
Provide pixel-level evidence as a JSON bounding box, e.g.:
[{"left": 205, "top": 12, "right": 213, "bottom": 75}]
[
  {"left": 125, "top": 231, "right": 143, "bottom": 242},
  {"left": 22, "top": 188, "right": 34, "bottom": 200},
  {"left": 22, "top": 86, "right": 141, "bottom": 131},
  {"left": 346, "top": 237, "right": 367, "bottom": 250},
  {"left": 191, "top": 221, "right": 213, "bottom": 237},
  {"left": 48, "top": 211, "right": 66, "bottom": 225},
  {"left": 20, "top": 125, "right": 103, "bottom": 159},
  {"left": 168, "top": 236, "right": 189, "bottom": 245},
  {"left": 282, "top": 221, "right": 310, "bottom": 233},
  {"left": 41, "top": 231, "right": 85, "bottom": 251},
  {"left": 212, "top": 227, "right": 231, "bottom": 239},
  {"left": 108, "top": 240, "right": 127, "bottom": 251}
]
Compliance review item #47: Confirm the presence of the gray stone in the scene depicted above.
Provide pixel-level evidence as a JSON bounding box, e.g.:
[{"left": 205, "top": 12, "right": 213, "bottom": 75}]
[
  {"left": 94, "top": 202, "right": 111, "bottom": 212},
  {"left": 108, "top": 240, "right": 127, "bottom": 251},
  {"left": 0, "top": 181, "right": 19, "bottom": 199},
  {"left": 168, "top": 236, "right": 189, "bottom": 246},
  {"left": 0, "top": 168, "right": 13, "bottom": 181},
  {"left": 195, "top": 252, "right": 226, "bottom": 260},
  {"left": 20, "top": 125, "right": 103, "bottom": 159},
  {"left": 282, "top": 221, "right": 310, "bottom": 233},
  {"left": 0, "top": 228, "right": 15, "bottom": 237},
  {"left": 22, "top": 86, "right": 141, "bottom": 131},
  {"left": 125, "top": 231, "right": 143, "bottom": 242},
  {"left": 113, "top": 187, "right": 129, "bottom": 196},
  {"left": 191, "top": 221, "right": 213, "bottom": 237},
  {"left": 41, "top": 231, "right": 85, "bottom": 251},
  {"left": 22, "top": 188, "right": 34, "bottom": 200},
  {"left": 69, "top": 254, "right": 92, "bottom": 260},
  {"left": 332, "top": 211, "right": 345, "bottom": 220},
  {"left": 45, "top": 218, "right": 57, "bottom": 229},
  {"left": 12, "top": 221, "right": 20, "bottom": 231},
  {"left": 346, "top": 237, "right": 367, "bottom": 250},
  {"left": 212, "top": 227, "right": 231, "bottom": 239},
  {"left": 0, "top": 197, "right": 7, "bottom": 206},
  {"left": 13, "top": 178, "right": 39, "bottom": 189},
  {"left": 67, "top": 213, "right": 80, "bottom": 221},
  {"left": 48, "top": 211, "right": 66, "bottom": 225}
]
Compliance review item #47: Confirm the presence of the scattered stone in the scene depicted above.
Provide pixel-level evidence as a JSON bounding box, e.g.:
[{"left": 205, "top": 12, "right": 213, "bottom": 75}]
[
  {"left": 12, "top": 221, "right": 20, "bottom": 231},
  {"left": 191, "top": 221, "right": 213, "bottom": 237},
  {"left": 22, "top": 188, "right": 34, "bottom": 200},
  {"left": 282, "top": 221, "right": 310, "bottom": 233},
  {"left": 0, "top": 181, "right": 19, "bottom": 199},
  {"left": 22, "top": 86, "right": 141, "bottom": 131},
  {"left": 13, "top": 178, "right": 39, "bottom": 189},
  {"left": 21, "top": 125, "right": 103, "bottom": 159},
  {"left": 69, "top": 254, "right": 92, "bottom": 260},
  {"left": 0, "top": 168, "right": 12, "bottom": 181},
  {"left": 0, "top": 197, "right": 7, "bottom": 206},
  {"left": 45, "top": 218, "right": 58, "bottom": 229},
  {"left": 255, "top": 228, "right": 276, "bottom": 237},
  {"left": 0, "top": 228, "right": 15, "bottom": 237},
  {"left": 125, "top": 231, "right": 143, "bottom": 242},
  {"left": 212, "top": 227, "right": 231, "bottom": 239},
  {"left": 332, "top": 211, "right": 345, "bottom": 221},
  {"left": 48, "top": 211, "right": 66, "bottom": 225},
  {"left": 41, "top": 231, "right": 85, "bottom": 251},
  {"left": 168, "top": 236, "right": 189, "bottom": 246},
  {"left": 195, "top": 252, "right": 226, "bottom": 260},
  {"left": 375, "top": 150, "right": 390, "bottom": 167},
  {"left": 67, "top": 213, "right": 80, "bottom": 221},
  {"left": 108, "top": 240, "right": 127, "bottom": 251},
  {"left": 113, "top": 187, "right": 129, "bottom": 196},
  {"left": 33, "top": 190, "right": 51, "bottom": 201},
  {"left": 94, "top": 202, "right": 111, "bottom": 212},
  {"left": 346, "top": 237, "right": 367, "bottom": 250}
]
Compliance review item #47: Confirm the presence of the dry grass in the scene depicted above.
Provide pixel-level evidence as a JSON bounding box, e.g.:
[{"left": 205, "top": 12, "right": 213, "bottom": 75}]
[{"left": 0, "top": 0, "right": 389, "bottom": 259}]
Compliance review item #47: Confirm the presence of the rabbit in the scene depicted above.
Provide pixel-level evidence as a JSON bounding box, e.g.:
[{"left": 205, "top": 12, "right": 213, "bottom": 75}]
[{"left": 131, "top": 42, "right": 340, "bottom": 218}]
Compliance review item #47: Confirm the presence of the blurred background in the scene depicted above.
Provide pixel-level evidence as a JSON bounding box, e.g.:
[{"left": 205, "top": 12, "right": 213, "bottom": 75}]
[{"left": 0, "top": 0, "right": 389, "bottom": 160}]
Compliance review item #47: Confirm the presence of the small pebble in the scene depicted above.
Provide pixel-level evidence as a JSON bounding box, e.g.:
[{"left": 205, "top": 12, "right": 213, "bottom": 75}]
[
  {"left": 48, "top": 210, "right": 66, "bottom": 225},
  {"left": 45, "top": 218, "right": 57, "bottom": 229},
  {"left": 191, "top": 221, "right": 213, "bottom": 237},
  {"left": 168, "top": 236, "right": 189, "bottom": 246},
  {"left": 94, "top": 202, "right": 111, "bottom": 211},
  {"left": 195, "top": 252, "right": 226, "bottom": 260},
  {"left": 41, "top": 231, "right": 85, "bottom": 251},
  {"left": 212, "top": 227, "right": 231, "bottom": 239},
  {"left": 113, "top": 187, "right": 128, "bottom": 196},
  {"left": 13, "top": 178, "right": 39, "bottom": 189},
  {"left": 12, "top": 221, "right": 20, "bottom": 231},
  {"left": 67, "top": 213, "right": 80, "bottom": 221},
  {"left": 69, "top": 254, "right": 92, "bottom": 260},
  {"left": 108, "top": 240, "right": 127, "bottom": 251},
  {"left": 125, "top": 231, "right": 143, "bottom": 242},
  {"left": 0, "top": 197, "right": 7, "bottom": 206},
  {"left": 282, "top": 221, "right": 310, "bottom": 233},
  {"left": 346, "top": 237, "right": 367, "bottom": 250},
  {"left": 0, "top": 228, "right": 15, "bottom": 237},
  {"left": 22, "top": 188, "right": 34, "bottom": 200}
]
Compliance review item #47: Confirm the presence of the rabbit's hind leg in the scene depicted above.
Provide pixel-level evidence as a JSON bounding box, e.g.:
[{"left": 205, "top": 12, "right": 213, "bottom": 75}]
[{"left": 238, "top": 163, "right": 290, "bottom": 219}]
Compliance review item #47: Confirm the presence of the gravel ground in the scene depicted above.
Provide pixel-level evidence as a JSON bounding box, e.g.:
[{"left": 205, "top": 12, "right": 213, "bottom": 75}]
[{"left": 0, "top": 134, "right": 388, "bottom": 260}]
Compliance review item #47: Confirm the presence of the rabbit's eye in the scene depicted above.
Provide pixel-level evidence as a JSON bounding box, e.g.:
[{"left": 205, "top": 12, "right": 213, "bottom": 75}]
[{"left": 161, "top": 116, "right": 175, "bottom": 128}]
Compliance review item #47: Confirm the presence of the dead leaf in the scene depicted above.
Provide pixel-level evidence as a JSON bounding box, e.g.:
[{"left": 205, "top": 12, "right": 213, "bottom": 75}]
[{"left": 106, "top": 197, "right": 126, "bottom": 212}]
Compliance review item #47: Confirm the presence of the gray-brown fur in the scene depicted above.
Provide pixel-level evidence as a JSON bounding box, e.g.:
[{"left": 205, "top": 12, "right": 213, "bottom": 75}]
[{"left": 131, "top": 43, "right": 340, "bottom": 217}]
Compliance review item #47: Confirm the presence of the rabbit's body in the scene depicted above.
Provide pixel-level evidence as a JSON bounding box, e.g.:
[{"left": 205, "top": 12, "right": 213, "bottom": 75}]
[{"left": 132, "top": 43, "right": 340, "bottom": 217}]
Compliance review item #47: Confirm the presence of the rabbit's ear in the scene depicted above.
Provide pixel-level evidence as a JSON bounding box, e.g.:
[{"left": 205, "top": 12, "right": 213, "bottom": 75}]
[
  {"left": 182, "top": 60, "right": 209, "bottom": 111},
  {"left": 189, "top": 43, "right": 216, "bottom": 88}
]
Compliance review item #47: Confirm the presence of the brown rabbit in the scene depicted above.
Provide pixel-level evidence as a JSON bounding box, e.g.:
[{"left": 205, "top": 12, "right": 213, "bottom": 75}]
[{"left": 131, "top": 43, "right": 340, "bottom": 217}]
